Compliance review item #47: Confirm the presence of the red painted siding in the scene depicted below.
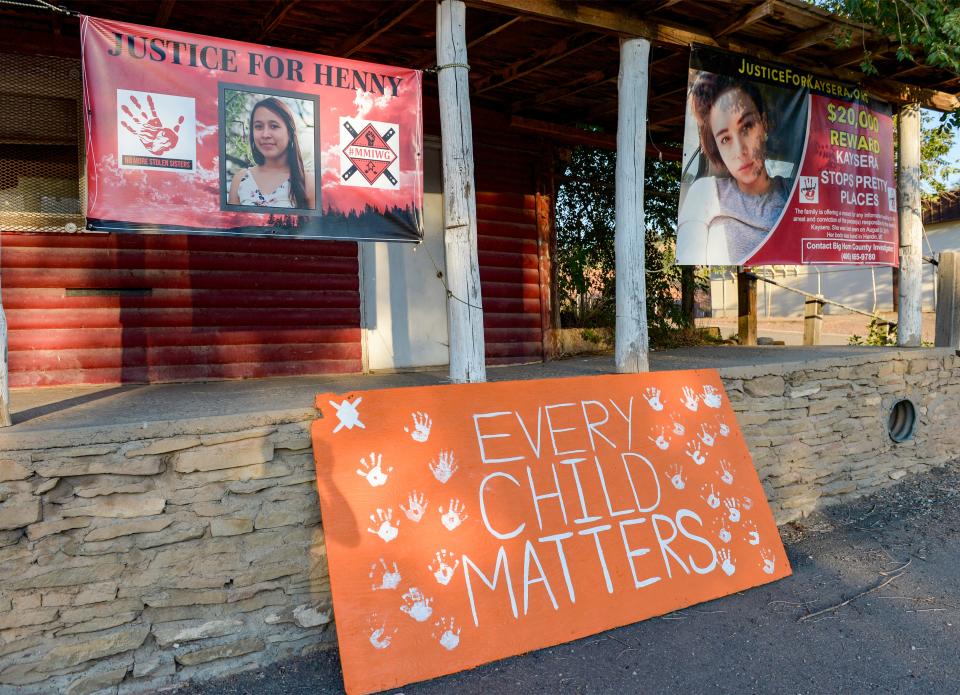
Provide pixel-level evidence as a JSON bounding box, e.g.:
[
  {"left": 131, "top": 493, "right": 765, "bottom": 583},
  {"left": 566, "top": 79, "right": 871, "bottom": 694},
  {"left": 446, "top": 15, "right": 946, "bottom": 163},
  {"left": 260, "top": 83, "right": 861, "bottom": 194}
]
[{"left": 2, "top": 232, "right": 362, "bottom": 387}]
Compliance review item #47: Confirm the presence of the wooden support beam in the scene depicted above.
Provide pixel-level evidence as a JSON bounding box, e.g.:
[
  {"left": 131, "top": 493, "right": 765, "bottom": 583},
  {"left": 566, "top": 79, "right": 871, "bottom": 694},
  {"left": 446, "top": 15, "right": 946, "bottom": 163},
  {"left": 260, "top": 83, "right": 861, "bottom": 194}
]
[
  {"left": 897, "top": 103, "right": 922, "bottom": 347},
  {"left": 466, "top": 0, "right": 958, "bottom": 111},
  {"left": 649, "top": 0, "right": 683, "bottom": 12},
  {"left": 803, "top": 297, "right": 824, "bottom": 346},
  {"left": 473, "top": 31, "right": 606, "bottom": 95},
  {"left": 437, "top": 0, "right": 486, "bottom": 383},
  {"left": 342, "top": 0, "right": 425, "bottom": 58},
  {"left": 154, "top": 0, "right": 176, "bottom": 27},
  {"left": 783, "top": 22, "right": 838, "bottom": 53},
  {"left": 935, "top": 251, "right": 960, "bottom": 348},
  {"left": 511, "top": 69, "right": 615, "bottom": 113},
  {"left": 615, "top": 37, "right": 651, "bottom": 373},
  {"left": 257, "top": 0, "right": 300, "bottom": 42},
  {"left": 738, "top": 270, "right": 757, "bottom": 346},
  {"left": 509, "top": 115, "right": 683, "bottom": 159},
  {"left": 467, "top": 15, "right": 524, "bottom": 48},
  {"left": 714, "top": 0, "right": 775, "bottom": 39}
]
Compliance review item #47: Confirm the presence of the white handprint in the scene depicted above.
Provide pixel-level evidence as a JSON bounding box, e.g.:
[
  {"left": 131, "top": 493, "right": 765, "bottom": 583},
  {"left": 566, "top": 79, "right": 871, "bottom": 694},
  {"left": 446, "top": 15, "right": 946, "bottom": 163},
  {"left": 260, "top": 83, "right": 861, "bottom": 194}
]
[
  {"left": 717, "top": 419, "right": 730, "bottom": 437},
  {"left": 369, "top": 558, "right": 401, "bottom": 590},
  {"left": 666, "top": 462, "right": 685, "bottom": 490},
  {"left": 670, "top": 415, "right": 686, "bottom": 436},
  {"left": 702, "top": 384, "right": 723, "bottom": 408},
  {"left": 685, "top": 441, "right": 706, "bottom": 466},
  {"left": 719, "top": 459, "right": 734, "bottom": 485},
  {"left": 724, "top": 498, "right": 741, "bottom": 523},
  {"left": 701, "top": 483, "right": 721, "bottom": 509},
  {"left": 718, "top": 522, "right": 732, "bottom": 544},
  {"left": 648, "top": 426, "right": 670, "bottom": 451},
  {"left": 439, "top": 498, "right": 468, "bottom": 531},
  {"left": 741, "top": 496, "right": 753, "bottom": 511},
  {"left": 681, "top": 386, "right": 700, "bottom": 412},
  {"left": 697, "top": 424, "right": 716, "bottom": 447},
  {"left": 642, "top": 387, "right": 664, "bottom": 411},
  {"left": 404, "top": 411, "right": 432, "bottom": 443},
  {"left": 356, "top": 452, "right": 392, "bottom": 487},
  {"left": 400, "top": 490, "right": 428, "bottom": 523},
  {"left": 433, "top": 616, "right": 461, "bottom": 651},
  {"left": 428, "top": 549, "right": 460, "bottom": 586},
  {"left": 368, "top": 622, "right": 397, "bottom": 650},
  {"left": 718, "top": 548, "right": 736, "bottom": 576},
  {"left": 400, "top": 587, "right": 433, "bottom": 622},
  {"left": 744, "top": 520, "right": 760, "bottom": 546},
  {"left": 367, "top": 508, "right": 399, "bottom": 543},
  {"left": 429, "top": 450, "right": 458, "bottom": 484},
  {"left": 761, "top": 548, "right": 776, "bottom": 575}
]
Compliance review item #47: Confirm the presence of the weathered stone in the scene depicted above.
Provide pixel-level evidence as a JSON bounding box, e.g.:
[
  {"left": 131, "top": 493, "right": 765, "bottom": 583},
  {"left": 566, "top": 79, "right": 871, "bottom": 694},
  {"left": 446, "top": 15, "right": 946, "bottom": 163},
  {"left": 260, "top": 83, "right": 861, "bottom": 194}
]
[
  {"left": 210, "top": 517, "right": 254, "bottom": 537},
  {"left": 274, "top": 434, "right": 312, "bottom": 451},
  {"left": 0, "top": 529, "right": 22, "bottom": 547},
  {"left": 0, "top": 496, "right": 41, "bottom": 530},
  {"left": 743, "top": 375, "right": 785, "bottom": 398},
  {"left": 143, "top": 588, "right": 228, "bottom": 608},
  {"left": 201, "top": 427, "right": 277, "bottom": 446},
  {"left": 192, "top": 500, "right": 247, "bottom": 517},
  {"left": 0, "top": 607, "right": 58, "bottom": 630},
  {"left": 152, "top": 618, "right": 243, "bottom": 647},
  {"left": 60, "top": 493, "right": 166, "bottom": 519},
  {"left": 174, "top": 637, "right": 264, "bottom": 666},
  {"left": 0, "top": 458, "right": 31, "bottom": 482},
  {"left": 33, "top": 477, "right": 60, "bottom": 495},
  {"left": 64, "top": 664, "right": 130, "bottom": 695},
  {"left": 26, "top": 516, "right": 91, "bottom": 541},
  {"left": 75, "top": 480, "right": 152, "bottom": 498},
  {"left": 786, "top": 383, "right": 820, "bottom": 398},
  {"left": 133, "top": 651, "right": 175, "bottom": 678},
  {"left": 13, "top": 562, "right": 124, "bottom": 590},
  {"left": 60, "top": 599, "right": 143, "bottom": 626},
  {"left": 84, "top": 515, "right": 173, "bottom": 542},
  {"left": 293, "top": 602, "right": 332, "bottom": 628},
  {"left": 135, "top": 521, "right": 206, "bottom": 549},
  {"left": 35, "top": 624, "right": 149, "bottom": 673},
  {"left": 173, "top": 437, "right": 274, "bottom": 474},
  {"left": 14, "top": 594, "right": 41, "bottom": 610},
  {"left": 34, "top": 456, "right": 162, "bottom": 478},
  {"left": 41, "top": 590, "right": 75, "bottom": 607},
  {"left": 889, "top": 469, "right": 908, "bottom": 480},
  {"left": 57, "top": 612, "right": 139, "bottom": 636},
  {"left": 254, "top": 505, "right": 312, "bottom": 530},
  {"left": 125, "top": 436, "right": 202, "bottom": 458}
]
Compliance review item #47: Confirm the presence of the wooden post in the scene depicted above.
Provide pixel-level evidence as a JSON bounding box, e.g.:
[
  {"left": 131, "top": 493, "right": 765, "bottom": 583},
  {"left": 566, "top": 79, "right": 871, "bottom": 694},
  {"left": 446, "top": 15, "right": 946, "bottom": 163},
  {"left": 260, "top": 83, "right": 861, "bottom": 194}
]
[
  {"left": 897, "top": 103, "right": 922, "bottom": 346},
  {"left": 437, "top": 0, "right": 486, "bottom": 383},
  {"left": 803, "top": 297, "right": 824, "bottom": 346},
  {"left": 614, "top": 37, "right": 651, "bottom": 373},
  {"left": 681, "top": 266, "right": 696, "bottom": 326},
  {"left": 737, "top": 270, "right": 757, "bottom": 346},
  {"left": 535, "top": 191, "right": 555, "bottom": 360},
  {"left": 0, "top": 239, "right": 9, "bottom": 427},
  {"left": 935, "top": 250, "right": 960, "bottom": 348}
]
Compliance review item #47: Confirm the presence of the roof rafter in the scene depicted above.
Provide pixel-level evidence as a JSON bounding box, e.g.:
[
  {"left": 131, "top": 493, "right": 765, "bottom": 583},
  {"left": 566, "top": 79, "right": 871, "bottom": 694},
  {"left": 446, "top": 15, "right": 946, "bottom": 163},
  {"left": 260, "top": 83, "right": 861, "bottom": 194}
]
[
  {"left": 511, "top": 68, "right": 616, "bottom": 113},
  {"left": 339, "top": 0, "right": 426, "bottom": 59},
  {"left": 154, "top": 0, "right": 176, "bottom": 27},
  {"left": 257, "top": 0, "right": 301, "bottom": 42},
  {"left": 714, "top": 0, "right": 775, "bottom": 39}
]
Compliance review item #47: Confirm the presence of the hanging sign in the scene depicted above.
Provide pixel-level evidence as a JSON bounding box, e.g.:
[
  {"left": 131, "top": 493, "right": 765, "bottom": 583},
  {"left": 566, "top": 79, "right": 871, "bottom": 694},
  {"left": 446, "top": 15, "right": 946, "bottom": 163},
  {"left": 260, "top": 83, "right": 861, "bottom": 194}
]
[
  {"left": 676, "top": 45, "right": 897, "bottom": 267},
  {"left": 312, "top": 371, "right": 791, "bottom": 694},
  {"left": 81, "top": 16, "right": 423, "bottom": 241}
]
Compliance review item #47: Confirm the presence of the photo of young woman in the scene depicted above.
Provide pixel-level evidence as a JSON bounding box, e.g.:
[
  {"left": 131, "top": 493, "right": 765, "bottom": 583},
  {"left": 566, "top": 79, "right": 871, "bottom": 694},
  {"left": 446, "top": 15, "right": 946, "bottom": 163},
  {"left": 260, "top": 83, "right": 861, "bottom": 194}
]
[{"left": 676, "top": 72, "right": 802, "bottom": 265}]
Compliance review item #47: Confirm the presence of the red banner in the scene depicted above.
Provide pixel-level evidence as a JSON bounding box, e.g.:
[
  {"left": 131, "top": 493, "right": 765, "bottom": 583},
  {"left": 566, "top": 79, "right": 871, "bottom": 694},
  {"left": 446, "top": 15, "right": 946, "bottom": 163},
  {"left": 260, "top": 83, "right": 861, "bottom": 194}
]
[
  {"left": 81, "top": 17, "right": 423, "bottom": 241},
  {"left": 676, "top": 46, "right": 897, "bottom": 267}
]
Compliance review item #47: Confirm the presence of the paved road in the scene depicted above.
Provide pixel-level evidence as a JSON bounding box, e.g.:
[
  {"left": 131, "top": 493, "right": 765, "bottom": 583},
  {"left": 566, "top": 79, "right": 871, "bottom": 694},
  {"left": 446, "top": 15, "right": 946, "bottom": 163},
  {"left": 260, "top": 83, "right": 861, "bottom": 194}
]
[{"left": 183, "top": 461, "right": 960, "bottom": 695}]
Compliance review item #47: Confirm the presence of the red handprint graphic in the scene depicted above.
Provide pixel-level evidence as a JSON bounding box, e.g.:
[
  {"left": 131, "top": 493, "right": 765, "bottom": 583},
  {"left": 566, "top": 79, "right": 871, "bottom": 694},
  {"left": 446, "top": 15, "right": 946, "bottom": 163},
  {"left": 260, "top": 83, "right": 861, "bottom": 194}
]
[{"left": 120, "top": 94, "right": 184, "bottom": 156}]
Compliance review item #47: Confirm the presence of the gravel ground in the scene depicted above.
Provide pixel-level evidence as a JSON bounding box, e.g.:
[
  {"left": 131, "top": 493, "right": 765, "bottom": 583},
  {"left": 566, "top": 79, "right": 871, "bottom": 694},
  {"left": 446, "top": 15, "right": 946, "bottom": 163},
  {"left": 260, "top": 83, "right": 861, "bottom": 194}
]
[{"left": 180, "top": 459, "right": 960, "bottom": 695}]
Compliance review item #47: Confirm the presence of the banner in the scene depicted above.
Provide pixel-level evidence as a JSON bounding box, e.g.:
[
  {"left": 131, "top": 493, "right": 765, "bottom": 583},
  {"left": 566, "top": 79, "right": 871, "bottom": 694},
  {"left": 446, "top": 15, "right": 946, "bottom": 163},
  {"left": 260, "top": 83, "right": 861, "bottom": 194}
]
[
  {"left": 312, "top": 371, "right": 791, "bottom": 694},
  {"left": 676, "top": 46, "right": 897, "bottom": 267},
  {"left": 81, "top": 17, "right": 423, "bottom": 241}
]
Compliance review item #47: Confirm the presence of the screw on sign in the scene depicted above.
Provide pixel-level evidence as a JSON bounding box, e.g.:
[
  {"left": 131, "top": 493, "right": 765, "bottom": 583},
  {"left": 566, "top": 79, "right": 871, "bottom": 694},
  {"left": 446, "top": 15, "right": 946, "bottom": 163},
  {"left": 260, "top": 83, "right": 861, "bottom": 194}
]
[
  {"left": 342, "top": 120, "right": 398, "bottom": 185},
  {"left": 120, "top": 93, "right": 184, "bottom": 156}
]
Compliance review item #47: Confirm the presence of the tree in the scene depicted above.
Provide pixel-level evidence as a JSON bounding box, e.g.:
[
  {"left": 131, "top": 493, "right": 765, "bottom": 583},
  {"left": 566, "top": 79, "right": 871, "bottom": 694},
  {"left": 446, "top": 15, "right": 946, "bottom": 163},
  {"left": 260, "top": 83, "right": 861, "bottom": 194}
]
[{"left": 920, "top": 110, "right": 959, "bottom": 195}]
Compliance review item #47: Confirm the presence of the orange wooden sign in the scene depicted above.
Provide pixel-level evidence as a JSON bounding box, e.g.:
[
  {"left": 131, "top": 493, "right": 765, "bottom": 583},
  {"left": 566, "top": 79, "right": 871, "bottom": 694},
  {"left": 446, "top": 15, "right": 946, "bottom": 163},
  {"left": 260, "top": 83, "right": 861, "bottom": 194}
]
[{"left": 312, "top": 371, "right": 791, "bottom": 694}]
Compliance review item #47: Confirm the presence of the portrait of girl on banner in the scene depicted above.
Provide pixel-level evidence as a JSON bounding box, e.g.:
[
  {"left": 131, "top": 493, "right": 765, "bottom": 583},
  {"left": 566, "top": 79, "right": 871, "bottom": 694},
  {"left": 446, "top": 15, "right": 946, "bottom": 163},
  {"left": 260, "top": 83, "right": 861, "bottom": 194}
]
[{"left": 676, "top": 61, "right": 808, "bottom": 266}]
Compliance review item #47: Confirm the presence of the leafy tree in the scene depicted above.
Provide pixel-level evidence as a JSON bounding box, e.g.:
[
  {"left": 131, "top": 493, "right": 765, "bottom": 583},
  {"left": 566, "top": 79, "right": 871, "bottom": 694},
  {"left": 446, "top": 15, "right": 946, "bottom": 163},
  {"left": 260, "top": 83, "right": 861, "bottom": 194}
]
[{"left": 919, "top": 110, "right": 959, "bottom": 195}]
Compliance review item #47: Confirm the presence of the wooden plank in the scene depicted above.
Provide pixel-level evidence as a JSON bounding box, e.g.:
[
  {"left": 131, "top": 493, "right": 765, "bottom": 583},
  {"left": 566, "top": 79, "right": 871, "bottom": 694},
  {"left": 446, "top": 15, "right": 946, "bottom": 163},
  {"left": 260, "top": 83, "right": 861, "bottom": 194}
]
[
  {"left": 154, "top": 0, "right": 176, "bottom": 27},
  {"left": 738, "top": 270, "right": 757, "bottom": 346},
  {"left": 438, "top": 0, "right": 487, "bottom": 382},
  {"left": 511, "top": 68, "right": 615, "bottom": 112},
  {"left": 467, "top": 16, "right": 524, "bottom": 48},
  {"left": 897, "top": 103, "right": 922, "bottom": 346},
  {"left": 340, "top": 0, "right": 425, "bottom": 58},
  {"left": 258, "top": 0, "right": 302, "bottom": 41},
  {"left": 615, "top": 38, "right": 651, "bottom": 373},
  {"left": 714, "top": 0, "right": 776, "bottom": 38},
  {"left": 783, "top": 22, "right": 838, "bottom": 53}
]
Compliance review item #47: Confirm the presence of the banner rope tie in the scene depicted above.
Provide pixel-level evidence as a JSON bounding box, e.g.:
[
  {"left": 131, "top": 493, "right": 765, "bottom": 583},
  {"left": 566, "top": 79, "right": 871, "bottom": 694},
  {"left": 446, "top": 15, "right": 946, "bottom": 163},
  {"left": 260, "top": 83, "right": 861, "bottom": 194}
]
[
  {"left": 0, "top": 0, "right": 78, "bottom": 15},
  {"left": 416, "top": 241, "right": 485, "bottom": 312},
  {"left": 425, "top": 63, "right": 471, "bottom": 74}
]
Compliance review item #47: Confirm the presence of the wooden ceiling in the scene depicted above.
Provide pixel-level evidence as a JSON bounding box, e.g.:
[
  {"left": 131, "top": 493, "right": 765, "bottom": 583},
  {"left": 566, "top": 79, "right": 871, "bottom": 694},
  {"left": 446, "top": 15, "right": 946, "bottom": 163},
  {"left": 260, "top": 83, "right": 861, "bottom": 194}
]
[{"left": 3, "top": 0, "right": 958, "bottom": 151}]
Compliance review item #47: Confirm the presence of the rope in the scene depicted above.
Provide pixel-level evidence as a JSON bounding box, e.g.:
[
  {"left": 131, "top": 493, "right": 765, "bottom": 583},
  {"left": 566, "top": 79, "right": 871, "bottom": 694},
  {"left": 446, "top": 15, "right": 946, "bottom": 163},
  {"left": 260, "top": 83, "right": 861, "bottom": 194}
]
[
  {"left": 424, "top": 63, "right": 470, "bottom": 74},
  {"left": 415, "top": 241, "right": 486, "bottom": 313},
  {"left": 0, "top": 0, "right": 78, "bottom": 15}
]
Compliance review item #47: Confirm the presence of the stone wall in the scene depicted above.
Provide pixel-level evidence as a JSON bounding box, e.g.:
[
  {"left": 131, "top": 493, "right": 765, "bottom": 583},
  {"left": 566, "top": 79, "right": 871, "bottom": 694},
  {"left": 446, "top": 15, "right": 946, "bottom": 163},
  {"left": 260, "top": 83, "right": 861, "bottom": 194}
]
[{"left": 0, "top": 348, "right": 958, "bottom": 693}]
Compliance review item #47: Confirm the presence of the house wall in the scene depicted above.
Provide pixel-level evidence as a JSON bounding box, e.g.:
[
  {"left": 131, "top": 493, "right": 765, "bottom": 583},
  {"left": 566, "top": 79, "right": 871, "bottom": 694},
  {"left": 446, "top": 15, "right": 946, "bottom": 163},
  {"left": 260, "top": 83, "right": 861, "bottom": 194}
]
[{"left": 1, "top": 348, "right": 958, "bottom": 693}]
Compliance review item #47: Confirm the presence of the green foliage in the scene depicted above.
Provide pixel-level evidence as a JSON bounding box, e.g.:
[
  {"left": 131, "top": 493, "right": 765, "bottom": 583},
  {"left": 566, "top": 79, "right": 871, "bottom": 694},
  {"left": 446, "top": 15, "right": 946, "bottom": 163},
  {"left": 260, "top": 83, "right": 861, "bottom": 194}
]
[
  {"left": 555, "top": 146, "right": 705, "bottom": 343},
  {"left": 919, "top": 111, "right": 959, "bottom": 195},
  {"left": 848, "top": 317, "right": 898, "bottom": 345}
]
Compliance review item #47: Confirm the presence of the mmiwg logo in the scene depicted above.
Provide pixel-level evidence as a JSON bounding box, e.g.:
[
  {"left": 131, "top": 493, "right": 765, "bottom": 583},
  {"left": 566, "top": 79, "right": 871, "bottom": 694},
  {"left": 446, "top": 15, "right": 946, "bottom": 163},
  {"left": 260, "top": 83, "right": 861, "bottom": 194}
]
[{"left": 117, "top": 90, "right": 196, "bottom": 172}]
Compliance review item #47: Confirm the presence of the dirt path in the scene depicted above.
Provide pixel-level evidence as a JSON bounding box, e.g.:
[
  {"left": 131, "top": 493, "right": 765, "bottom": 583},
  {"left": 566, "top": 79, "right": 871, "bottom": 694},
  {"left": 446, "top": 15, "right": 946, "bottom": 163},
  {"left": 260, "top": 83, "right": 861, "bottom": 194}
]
[{"left": 182, "top": 460, "right": 960, "bottom": 695}]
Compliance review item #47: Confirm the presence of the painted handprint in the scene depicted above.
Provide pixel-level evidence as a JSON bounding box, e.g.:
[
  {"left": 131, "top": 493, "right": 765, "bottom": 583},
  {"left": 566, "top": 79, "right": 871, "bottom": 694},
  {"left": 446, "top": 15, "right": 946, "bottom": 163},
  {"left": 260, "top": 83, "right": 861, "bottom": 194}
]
[
  {"left": 356, "top": 451, "right": 392, "bottom": 487},
  {"left": 718, "top": 548, "right": 736, "bottom": 576},
  {"left": 685, "top": 441, "right": 706, "bottom": 466},
  {"left": 642, "top": 387, "right": 664, "bottom": 411},
  {"left": 719, "top": 459, "right": 734, "bottom": 485},
  {"left": 760, "top": 548, "right": 776, "bottom": 575},
  {"left": 701, "top": 483, "right": 721, "bottom": 509},
  {"left": 648, "top": 426, "right": 670, "bottom": 451},
  {"left": 404, "top": 411, "right": 432, "bottom": 443},
  {"left": 717, "top": 419, "right": 730, "bottom": 437},
  {"left": 741, "top": 496, "right": 753, "bottom": 510},
  {"left": 724, "top": 497, "right": 741, "bottom": 523},
  {"left": 439, "top": 498, "right": 468, "bottom": 531},
  {"left": 681, "top": 386, "right": 700, "bottom": 412},
  {"left": 369, "top": 558, "right": 401, "bottom": 591},
  {"left": 400, "top": 490, "right": 429, "bottom": 523},
  {"left": 670, "top": 414, "right": 686, "bottom": 436},
  {"left": 400, "top": 586, "right": 433, "bottom": 622},
  {"left": 433, "top": 616, "right": 461, "bottom": 651},
  {"left": 666, "top": 462, "right": 686, "bottom": 490},
  {"left": 697, "top": 424, "right": 716, "bottom": 447},
  {"left": 744, "top": 520, "right": 761, "bottom": 546},
  {"left": 120, "top": 93, "right": 184, "bottom": 155},
  {"left": 429, "top": 450, "right": 458, "bottom": 483},
  {"left": 368, "top": 621, "right": 397, "bottom": 649},
  {"left": 717, "top": 521, "right": 732, "bottom": 544},
  {"left": 702, "top": 384, "right": 723, "bottom": 408},
  {"left": 428, "top": 549, "right": 460, "bottom": 586},
  {"left": 367, "top": 508, "right": 399, "bottom": 543}
]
